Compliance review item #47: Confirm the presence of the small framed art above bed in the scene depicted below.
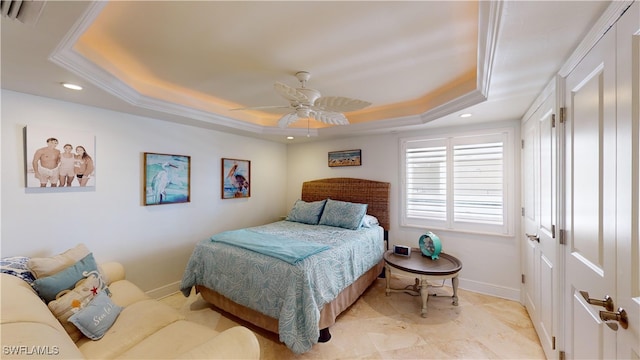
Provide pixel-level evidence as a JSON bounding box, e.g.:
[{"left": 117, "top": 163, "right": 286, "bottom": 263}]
[{"left": 180, "top": 178, "right": 390, "bottom": 354}]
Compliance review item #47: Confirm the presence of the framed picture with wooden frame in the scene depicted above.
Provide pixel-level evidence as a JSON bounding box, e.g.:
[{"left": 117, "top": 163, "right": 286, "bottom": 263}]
[
  {"left": 222, "top": 158, "right": 250, "bottom": 199},
  {"left": 328, "top": 149, "right": 362, "bottom": 167},
  {"left": 143, "top": 152, "right": 190, "bottom": 205}
]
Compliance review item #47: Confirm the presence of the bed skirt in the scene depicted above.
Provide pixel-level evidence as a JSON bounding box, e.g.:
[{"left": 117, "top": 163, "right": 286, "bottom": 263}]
[{"left": 196, "top": 259, "right": 384, "bottom": 335}]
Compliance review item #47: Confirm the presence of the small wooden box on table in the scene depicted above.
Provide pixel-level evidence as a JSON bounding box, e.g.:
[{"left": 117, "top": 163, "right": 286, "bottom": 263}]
[{"left": 384, "top": 249, "right": 462, "bottom": 317}]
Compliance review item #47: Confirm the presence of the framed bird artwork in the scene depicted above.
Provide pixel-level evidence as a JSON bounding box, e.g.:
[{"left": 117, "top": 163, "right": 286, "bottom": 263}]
[
  {"left": 143, "top": 152, "right": 191, "bottom": 205},
  {"left": 221, "top": 158, "right": 250, "bottom": 199}
]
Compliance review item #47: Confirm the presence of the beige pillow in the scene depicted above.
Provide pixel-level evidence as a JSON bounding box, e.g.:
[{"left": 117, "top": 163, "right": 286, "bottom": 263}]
[
  {"left": 48, "top": 273, "right": 109, "bottom": 342},
  {"left": 27, "top": 244, "right": 90, "bottom": 278}
]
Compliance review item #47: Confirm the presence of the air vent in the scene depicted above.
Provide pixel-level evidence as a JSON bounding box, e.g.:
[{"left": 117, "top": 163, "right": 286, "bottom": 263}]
[{"left": 1, "top": 0, "right": 45, "bottom": 25}]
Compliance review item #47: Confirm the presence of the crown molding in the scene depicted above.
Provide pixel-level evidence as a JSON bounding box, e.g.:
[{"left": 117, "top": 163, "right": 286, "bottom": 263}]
[
  {"left": 558, "top": 1, "right": 634, "bottom": 77},
  {"left": 48, "top": 1, "right": 496, "bottom": 138}
]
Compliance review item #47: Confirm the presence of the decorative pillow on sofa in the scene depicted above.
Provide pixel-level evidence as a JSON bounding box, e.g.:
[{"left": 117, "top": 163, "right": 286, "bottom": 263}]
[
  {"left": 48, "top": 274, "right": 110, "bottom": 342},
  {"left": 319, "top": 199, "right": 368, "bottom": 230},
  {"left": 27, "top": 243, "right": 90, "bottom": 279},
  {"left": 1, "top": 256, "right": 36, "bottom": 285},
  {"left": 285, "top": 199, "right": 327, "bottom": 225},
  {"left": 33, "top": 253, "right": 102, "bottom": 303},
  {"left": 69, "top": 291, "right": 122, "bottom": 340}
]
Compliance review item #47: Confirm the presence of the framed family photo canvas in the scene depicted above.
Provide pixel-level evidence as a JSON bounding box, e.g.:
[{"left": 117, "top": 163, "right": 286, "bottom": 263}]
[
  {"left": 328, "top": 149, "right": 362, "bottom": 167},
  {"left": 222, "top": 158, "right": 250, "bottom": 199},
  {"left": 144, "top": 152, "right": 190, "bottom": 205},
  {"left": 25, "top": 126, "right": 96, "bottom": 188}
]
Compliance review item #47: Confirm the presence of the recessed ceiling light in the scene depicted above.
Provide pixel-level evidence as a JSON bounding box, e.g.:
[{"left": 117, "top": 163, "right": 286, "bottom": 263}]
[
  {"left": 286, "top": 136, "right": 294, "bottom": 140},
  {"left": 61, "top": 83, "right": 83, "bottom": 90},
  {"left": 460, "top": 113, "right": 472, "bottom": 118}
]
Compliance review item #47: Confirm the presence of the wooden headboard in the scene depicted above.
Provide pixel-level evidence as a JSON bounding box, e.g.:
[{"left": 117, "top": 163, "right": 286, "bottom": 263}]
[{"left": 301, "top": 177, "right": 390, "bottom": 231}]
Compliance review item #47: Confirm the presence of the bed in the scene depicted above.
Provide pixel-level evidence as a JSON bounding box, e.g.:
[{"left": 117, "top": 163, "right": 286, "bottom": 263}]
[{"left": 180, "top": 177, "right": 390, "bottom": 354}]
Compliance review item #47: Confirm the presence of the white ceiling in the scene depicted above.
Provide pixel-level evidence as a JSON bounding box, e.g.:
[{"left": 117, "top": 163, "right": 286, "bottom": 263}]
[{"left": 1, "top": 1, "right": 610, "bottom": 143}]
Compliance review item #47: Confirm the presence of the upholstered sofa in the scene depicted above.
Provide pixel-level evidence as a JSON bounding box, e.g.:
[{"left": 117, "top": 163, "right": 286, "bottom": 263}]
[{"left": 1, "top": 257, "right": 260, "bottom": 359}]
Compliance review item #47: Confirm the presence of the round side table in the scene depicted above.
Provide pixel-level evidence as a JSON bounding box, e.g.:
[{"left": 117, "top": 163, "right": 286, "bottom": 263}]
[{"left": 384, "top": 249, "right": 462, "bottom": 317}]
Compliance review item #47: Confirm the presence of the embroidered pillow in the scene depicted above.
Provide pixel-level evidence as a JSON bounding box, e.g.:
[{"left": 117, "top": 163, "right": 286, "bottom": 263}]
[
  {"left": 319, "top": 199, "right": 368, "bottom": 230},
  {"left": 285, "top": 199, "right": 327, "bottom": 225},
  {"left": 1, "top": 256, "right": 36, "bottom": 285},
  {"left": 27, "top": 243, "right": 90, "bottom": 278},
  {"left": 33, "top": 253, "right": 100, "bottom": 303},
  {"left": 48, "top": 274, "right": 110, "bottom": 342},
  {"left": 69, "top": 291, "right": 122, "bottom": 340}
]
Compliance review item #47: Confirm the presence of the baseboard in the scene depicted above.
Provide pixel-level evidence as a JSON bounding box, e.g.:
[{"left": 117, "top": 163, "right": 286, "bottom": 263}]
[
  {"left": 146, "top": 280, "right": 181, "bottom": 299},
  {"left": 458, "top": 278, "right": 520, "bottom": 302},
  {"left": 147, "top": 278, "right": 521, "bottom": 303}
]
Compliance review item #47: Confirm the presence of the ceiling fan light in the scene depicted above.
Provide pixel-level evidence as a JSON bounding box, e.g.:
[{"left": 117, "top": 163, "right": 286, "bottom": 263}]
[{"left": 296, "top": 108, "right": 310, "bottom": 118}]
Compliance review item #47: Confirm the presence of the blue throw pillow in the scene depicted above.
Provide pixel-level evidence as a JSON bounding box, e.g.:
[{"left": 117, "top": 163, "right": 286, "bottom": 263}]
[
  {"left": 1, "top": 256, "right": 36, "bottom": 285},
  {"left": 68, "top": 291, "right": 122, "bottom": 340},
  {"left": 285, "top": 199, "right": 327, "bottom": 225},
  {"left": 319, "top": 199, "right": 368, "bottom": 230},
  {"left": 33, "top": 253, "right": 99, "bottom": 303}
]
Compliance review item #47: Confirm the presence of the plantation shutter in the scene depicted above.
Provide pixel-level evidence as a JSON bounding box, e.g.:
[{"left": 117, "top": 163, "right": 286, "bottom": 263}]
[
  {"left": 452, "top": 141, "right": 504, "bottom": 225},
  {"left": 402, "top": 130, "right": 510, "bottom": 234},
  {"left": 405, "top": 139, "right": 447, "bottom": 221}
]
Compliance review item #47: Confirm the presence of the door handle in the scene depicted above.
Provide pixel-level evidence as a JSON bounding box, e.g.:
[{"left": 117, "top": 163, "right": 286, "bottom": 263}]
[
  {"left": 525, "top": 233, "right": 540, "bottom": 243},
  {"left": 579, "top": 291, "right": 614, "bottom": 311},
  {"left": 600, "top": 308, "right": 628, "bottom": 330}
]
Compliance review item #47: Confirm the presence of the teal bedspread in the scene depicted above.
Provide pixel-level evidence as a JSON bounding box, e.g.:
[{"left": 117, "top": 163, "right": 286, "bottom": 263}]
[
  {"left": 211, "top": 229, "right": 330, "bottom": 264},
  {"left": 180, "top": 221, "right": 384, "bottom": 354}
]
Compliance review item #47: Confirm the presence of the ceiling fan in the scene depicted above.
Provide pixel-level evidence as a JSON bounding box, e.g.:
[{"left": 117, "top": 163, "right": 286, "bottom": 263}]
[{"left": 233, "top": 71, "right": 371, "bottom": 128}]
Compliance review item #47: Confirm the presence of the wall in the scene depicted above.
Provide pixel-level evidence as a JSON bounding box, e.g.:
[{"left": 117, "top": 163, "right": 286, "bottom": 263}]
[
  {"left": 286, "top": 120, "right": 522, "bottom": 300},
  {"left": 1, "top": 89, "right": 522, "bottom": 301},
  {"left": 1, "top": 90, "right": 288, "bottom": 297}
]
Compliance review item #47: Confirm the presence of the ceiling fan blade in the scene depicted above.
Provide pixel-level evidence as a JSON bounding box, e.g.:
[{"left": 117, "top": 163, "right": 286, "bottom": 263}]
[
  {"left": 314, "top": 96, "right": 371, "bottom": 112},
  {"left": 314, "top": 111, "right": 349, "bottom": 125},
  {"left": 277, "top": 112, "right": 300, "bottom": 128},
  {"left": 274, "top": 82, "right": 309, "bottom": 104},
  {"left": 230, "top": 105, "right": 292, "bottom": 111}
]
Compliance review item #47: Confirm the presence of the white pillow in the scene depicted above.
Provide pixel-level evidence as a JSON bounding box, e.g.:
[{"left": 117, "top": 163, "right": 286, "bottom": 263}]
[{"left": 360, "top": 214, "right": 379, "bottom": 228}]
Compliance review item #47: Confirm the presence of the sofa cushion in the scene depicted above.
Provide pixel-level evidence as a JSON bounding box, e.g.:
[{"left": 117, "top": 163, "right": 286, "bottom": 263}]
[
  {"left": 1, "top": 274, "right": 66, "bottom": 332},
  {"left": 76, "top": 299, "right": 184, "bottom": 359},
  {"left": 177, "top": 326, "right": 261, "bottom": 360},
  {"left": 27, "top": 243, "right": 90, "bottom": 278},
  {"left": 1, "top": 322, "right": 85, "bottom": 359},
  {"left": 115, "top": 320, "right": 220, "bottom": 359},
  {"left": 69, "top": 292, "right": 123, "bottom": 340},
  {"left": 33, "top": 253, "right": 104, "bottom": 303},
  {"left": 107, "top": 279, "right": 151, "bottom": 308},
  {"left": 48, "top": 274, "right": 110, "bottom": 342}
]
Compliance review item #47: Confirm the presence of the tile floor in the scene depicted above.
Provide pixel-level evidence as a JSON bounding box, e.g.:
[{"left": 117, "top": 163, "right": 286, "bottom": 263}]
[{"left": 160, "top": 276, "right": 545, "bottom": 359}]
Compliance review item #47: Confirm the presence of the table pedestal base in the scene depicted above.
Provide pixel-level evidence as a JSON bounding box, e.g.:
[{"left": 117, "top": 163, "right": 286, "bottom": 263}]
[{"left": 385, "top": 266, "right": 459, "bottom": 317}]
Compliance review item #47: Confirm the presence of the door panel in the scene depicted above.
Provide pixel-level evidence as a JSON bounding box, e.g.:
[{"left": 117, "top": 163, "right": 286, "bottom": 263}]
[
  {"left": 523, "top": 113, "right": 538, "bottom": 322},
  {"left": 537, "top": 103, "right": 556, "bottom": 357},
  {"left": 539, "top": 254, "right": 553, "bottom": 344},
  {"left": 522, "top": 91, "right": 556, "bottom": 359},
  {"left": 571, "top": 71, "right": 606, "bottom": 271},
  {"left": 615, "top": 2, "right": 640, "bottom": 357},
  {"left": 565, "top": 23, "right": 617, "bottom": 359},
  {"left": 572, "top": 294, "right": 605, "bottom": 359}
]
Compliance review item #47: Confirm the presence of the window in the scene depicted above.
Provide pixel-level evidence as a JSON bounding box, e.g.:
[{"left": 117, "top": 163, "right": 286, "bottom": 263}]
[{"left": 401, "top": 129, "right": 513, "bottom": 235}]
